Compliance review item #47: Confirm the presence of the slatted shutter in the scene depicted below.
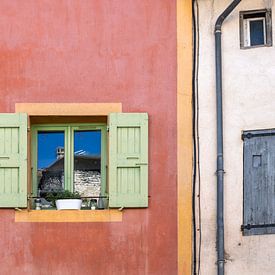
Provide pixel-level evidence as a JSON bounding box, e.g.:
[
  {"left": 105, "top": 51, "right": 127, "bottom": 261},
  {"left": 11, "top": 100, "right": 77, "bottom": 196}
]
[
  {"left": 108, "top": 113, "right": 148, "bottom": 208},
  {"left": 0, "top": 113, "right": 27, "bottom": 207},
  {"left": 243, "top": 129, "right": 275, "bottom": 235}
]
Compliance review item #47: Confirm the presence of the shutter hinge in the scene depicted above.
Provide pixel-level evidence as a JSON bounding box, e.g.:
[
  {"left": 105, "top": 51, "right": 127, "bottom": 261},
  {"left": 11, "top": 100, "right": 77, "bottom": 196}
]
[
  {"left": 241, "top": 223, "right": 275, "bottom": 231},
  {"left": 242, "top": 131, "right": 275, "bottom": 140},
  {"left": 242, "top": 132, "right": 253, "bottom": 140},
  {"left": 107, "top": 126, "right": 110, "bottom": 132},
  {"left": 27, "top": 126, "right": 31, "bottom": 132}
]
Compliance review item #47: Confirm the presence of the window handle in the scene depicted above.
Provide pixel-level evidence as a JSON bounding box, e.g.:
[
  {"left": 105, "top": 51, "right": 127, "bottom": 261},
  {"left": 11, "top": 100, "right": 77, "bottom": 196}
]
[
  {"left": 135, "top": 163, "right": 147, "bottom": 165},
  {"left": 0, "top": 156, "right": 9, "bottom": 159},
  {"left": 126, "top": 156, "right": 138, "bottom": 159}
]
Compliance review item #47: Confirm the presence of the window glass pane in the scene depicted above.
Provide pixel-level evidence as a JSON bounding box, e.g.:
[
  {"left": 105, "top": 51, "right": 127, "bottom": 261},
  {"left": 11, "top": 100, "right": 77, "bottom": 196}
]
[
  {"left": 73, "top": 130, "right": 101, "bottom": 198},
  {"left": 37, "top": 131, "right": 65, "bottom": 198},
  {"left": 250, "top": 19, "right": 265, "bottom": 46}
]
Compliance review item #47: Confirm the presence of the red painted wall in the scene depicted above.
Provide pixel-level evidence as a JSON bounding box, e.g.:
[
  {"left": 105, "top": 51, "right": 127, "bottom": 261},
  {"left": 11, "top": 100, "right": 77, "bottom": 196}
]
[{"left": 0, "top": 1, "right": 177, "bottom": 274}]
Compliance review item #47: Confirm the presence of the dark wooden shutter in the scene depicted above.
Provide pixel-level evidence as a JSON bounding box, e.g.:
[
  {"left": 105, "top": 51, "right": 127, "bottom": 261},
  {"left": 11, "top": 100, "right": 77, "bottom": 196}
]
[{"left": 243, "top": 129, "right": 275, "bottom": 235}]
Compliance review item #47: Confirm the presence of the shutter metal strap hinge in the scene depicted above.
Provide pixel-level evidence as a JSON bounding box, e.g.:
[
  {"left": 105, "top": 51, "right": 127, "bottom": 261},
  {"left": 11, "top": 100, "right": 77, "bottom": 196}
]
[
  {"left": 241, "top": 223, "right": 275, "bottom": 231},
  {"left": 242, "top": 132, "right": 275, "bottom": 140}
]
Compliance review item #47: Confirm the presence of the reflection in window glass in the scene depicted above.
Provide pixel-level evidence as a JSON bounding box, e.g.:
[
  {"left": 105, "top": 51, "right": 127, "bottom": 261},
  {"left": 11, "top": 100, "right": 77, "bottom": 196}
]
[
  {"left": 37, "top": 131, "right": 65, "bottom": 197},
  {"left": 73, "top": 130, "right": 101, "bottom": 197},
  {"left": 250, "top": 19, "right": 265, "bottom": 46}
]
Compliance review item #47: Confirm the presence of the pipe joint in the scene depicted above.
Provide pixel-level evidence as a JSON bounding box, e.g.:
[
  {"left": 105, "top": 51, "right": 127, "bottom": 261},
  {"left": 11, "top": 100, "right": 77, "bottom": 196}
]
[{"left": 216, "top": 169, "right": 225, "bottom": 175}]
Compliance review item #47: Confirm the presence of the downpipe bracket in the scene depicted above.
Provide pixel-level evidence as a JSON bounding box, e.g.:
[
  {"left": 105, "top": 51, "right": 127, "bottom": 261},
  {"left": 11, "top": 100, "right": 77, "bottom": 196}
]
[{"left": 216, "top": 169, "right": 225, "bottom": 175}]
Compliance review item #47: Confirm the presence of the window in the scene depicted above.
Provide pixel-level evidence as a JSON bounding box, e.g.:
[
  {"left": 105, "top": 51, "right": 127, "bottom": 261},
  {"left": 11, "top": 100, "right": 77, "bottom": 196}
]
[
  {"left": 242, "top": 129, "right": 275, "bottom": 235},
  {"left": 0, "top": 112, "right": 148, "bottom": 209},
  {"left": 240, "top": 9, "right": 272, "bottom": 49},
  {"left": 31, "top": 124, "right": 107, "bottom": 208}
]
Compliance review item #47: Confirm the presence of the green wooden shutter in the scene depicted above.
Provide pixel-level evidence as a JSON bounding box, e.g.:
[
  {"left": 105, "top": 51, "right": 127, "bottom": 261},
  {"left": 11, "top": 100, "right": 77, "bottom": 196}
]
[
  {"left": 0, "top": 113, "right": 27, "bottom": 207},
  {"left": 108, "top": 113, "right": 148, "bottom": 208}
]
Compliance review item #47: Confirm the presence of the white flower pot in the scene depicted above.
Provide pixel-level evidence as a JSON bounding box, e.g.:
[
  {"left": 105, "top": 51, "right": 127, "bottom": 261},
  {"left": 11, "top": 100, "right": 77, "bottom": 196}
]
[{"left": 56, "top": 199, "right": 82, "bottom": 210}]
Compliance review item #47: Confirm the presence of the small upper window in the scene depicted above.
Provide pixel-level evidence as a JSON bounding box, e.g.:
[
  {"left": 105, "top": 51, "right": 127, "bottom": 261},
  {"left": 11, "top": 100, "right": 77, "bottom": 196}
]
[{"left": 240, "top": 9, "right": 272, "bottom": 49}]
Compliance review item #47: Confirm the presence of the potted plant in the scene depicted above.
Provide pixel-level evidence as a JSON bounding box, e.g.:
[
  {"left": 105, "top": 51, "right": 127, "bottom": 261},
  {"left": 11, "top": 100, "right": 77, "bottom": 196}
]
[{"left": 45, "top": 190, "right": 82, "bottom": 210}]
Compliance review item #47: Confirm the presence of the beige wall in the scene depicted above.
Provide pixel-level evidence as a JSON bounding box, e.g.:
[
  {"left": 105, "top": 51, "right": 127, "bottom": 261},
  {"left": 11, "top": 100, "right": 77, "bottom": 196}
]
[{"left": 198, "top": 0, "right": 275, "bottom": 274}]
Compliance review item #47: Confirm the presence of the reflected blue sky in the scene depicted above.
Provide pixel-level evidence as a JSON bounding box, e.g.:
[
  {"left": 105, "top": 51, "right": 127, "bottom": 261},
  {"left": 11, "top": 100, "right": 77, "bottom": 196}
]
[
  {"left": 250, "top": 20, "right": 265, "bottom": 46},
  {"left": 38, "top": 131, "right": 101, "bottom": 169}
]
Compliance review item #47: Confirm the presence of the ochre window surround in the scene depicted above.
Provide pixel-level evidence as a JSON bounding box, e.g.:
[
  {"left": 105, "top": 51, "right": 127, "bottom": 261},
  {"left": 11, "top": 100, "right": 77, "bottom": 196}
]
[
  {"left": 13, "top": 103, "right": 148, "bottom": 222},
  {"left": 15, "top": 103, "right": 122, "bottom": 116},
  {"left": 15, "top": 102, "right": 123, "bottom": 222}
]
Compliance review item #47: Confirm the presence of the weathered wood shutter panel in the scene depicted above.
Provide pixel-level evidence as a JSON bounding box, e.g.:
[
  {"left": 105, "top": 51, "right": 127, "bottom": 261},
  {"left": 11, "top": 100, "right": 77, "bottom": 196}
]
[
  {"left": 243, "top": 130, "right": 275, "bottom": 235},
  {"left": 0, "top": 113, "right": 27, "bottom": 207},
  {"left": 108, "top": 113, "right": 148, "bottom": 208}
]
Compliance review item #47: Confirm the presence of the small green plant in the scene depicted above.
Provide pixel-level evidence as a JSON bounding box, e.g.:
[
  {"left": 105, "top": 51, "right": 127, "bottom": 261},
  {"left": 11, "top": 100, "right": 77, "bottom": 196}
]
[{"left": 45, "top": 190, "right": 81, "bottom": 207}]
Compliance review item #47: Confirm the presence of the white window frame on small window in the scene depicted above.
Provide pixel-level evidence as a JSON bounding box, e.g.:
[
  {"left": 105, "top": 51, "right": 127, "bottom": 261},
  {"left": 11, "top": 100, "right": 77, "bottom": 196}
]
[
  {"left": 243, "top": 17, "right": 266, "bottom": 47},
  {"left": 240, "top": 9, "right": 272, "bottom": 49}
]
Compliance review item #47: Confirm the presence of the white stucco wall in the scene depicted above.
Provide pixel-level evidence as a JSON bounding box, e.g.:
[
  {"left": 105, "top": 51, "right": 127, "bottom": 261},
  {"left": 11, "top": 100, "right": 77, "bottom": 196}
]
[{"left": 198, "top": 0, "right": 275, "bottom": 274}]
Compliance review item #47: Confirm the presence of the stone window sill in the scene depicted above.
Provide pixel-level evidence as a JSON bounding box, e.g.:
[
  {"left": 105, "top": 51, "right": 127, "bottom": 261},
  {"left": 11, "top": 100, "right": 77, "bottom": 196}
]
[{"left": 14, "top": 209, "right": 122, "bottom": 223}]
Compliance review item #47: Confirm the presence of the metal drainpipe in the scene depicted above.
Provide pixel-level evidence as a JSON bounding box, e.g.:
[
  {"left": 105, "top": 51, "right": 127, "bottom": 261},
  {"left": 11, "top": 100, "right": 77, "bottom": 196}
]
[{"left": 214, "top": 1, "right": 242, "bottom": 275}]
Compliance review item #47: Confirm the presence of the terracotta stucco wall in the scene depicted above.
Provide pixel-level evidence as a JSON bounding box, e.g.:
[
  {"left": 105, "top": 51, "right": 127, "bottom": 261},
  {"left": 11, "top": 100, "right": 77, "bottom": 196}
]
[{"left": 0, "top": 1, "right": 178, "bottom": 274}]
